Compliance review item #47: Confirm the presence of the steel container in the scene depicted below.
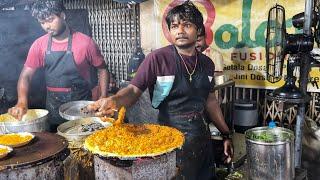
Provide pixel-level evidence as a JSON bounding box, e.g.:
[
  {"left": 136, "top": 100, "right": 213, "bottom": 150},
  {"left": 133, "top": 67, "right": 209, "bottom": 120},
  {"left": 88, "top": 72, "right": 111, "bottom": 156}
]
[
  {"left": 57, "top": 117, "right": 105, "bottom": 143},
  {"left": 245, "top": 127, "right": 295, "bottom": 180},
  {"left": 233, "top": 100, "right": 258, "bottom": 133},
  {"left": 0, "top": 109, "right": 49, "bottom": 134}
]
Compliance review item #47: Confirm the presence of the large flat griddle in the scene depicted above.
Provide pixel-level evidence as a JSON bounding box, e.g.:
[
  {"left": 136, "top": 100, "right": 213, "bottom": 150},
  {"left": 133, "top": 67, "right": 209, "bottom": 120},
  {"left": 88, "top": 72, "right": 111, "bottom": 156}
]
[{"left": 0, "top": 132, "right": 69, "bottom": 170}]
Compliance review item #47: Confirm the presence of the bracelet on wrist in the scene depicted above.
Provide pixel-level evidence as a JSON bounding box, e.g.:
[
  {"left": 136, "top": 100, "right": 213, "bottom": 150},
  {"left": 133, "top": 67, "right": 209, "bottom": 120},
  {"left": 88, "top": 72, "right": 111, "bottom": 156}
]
[{"left": 221, "top": 132, "right": 232, "bottom": 140}]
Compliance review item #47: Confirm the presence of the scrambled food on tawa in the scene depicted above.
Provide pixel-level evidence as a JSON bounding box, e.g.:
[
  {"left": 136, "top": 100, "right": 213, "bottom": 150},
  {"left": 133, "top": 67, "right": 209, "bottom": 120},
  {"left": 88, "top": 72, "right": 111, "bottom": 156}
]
[
  {"left": 84, "top": 124, "right": 185, "bottom": 158},
  {"left": 0, "top": 133, "right": 34, "bottom": 147},
  {"left": 89, "top": 107, "right": 184, "bottom": 157}
]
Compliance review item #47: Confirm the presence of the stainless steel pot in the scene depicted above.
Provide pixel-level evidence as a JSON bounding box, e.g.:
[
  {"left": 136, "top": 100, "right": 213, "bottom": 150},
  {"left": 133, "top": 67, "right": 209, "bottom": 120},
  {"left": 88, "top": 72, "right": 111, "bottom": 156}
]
[
  {"left": 233, "top": 100, "right": 258, "bottom": 127},
  {"left": 0, "top": 109, "right": 49, "bottom": 134},
  {"left": 57, "top": 117, "right": 111, "bottom": 144},
  {"left": 245, "top": 127, "right": 295, "bottom": 180}
]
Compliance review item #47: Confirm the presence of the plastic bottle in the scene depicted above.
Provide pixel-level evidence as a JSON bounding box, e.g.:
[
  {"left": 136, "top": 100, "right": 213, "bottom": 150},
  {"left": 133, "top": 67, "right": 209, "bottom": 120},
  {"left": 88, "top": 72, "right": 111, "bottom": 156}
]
[{"left": 268, "top": 119, "right": 276, "bottom": 128}]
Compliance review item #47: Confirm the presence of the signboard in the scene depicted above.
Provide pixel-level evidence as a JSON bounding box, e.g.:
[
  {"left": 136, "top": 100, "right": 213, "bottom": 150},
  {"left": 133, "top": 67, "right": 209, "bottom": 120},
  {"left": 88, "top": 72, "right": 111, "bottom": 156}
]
[{"left": 155, "top": 0, "right": 320, "bottom": 92}]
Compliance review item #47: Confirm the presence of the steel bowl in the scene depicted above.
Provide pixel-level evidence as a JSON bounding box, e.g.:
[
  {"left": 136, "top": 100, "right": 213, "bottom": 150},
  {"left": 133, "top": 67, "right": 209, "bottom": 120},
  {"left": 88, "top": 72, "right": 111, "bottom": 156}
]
[
  {"left": 0, "top": 109, "right": 49, "bottom": 134},
  {"left": 59, "top": 100, "right": 95, "bottom": 121},
  {"left": 245, "top": 127, "right": 295, "bottom": 180},
  {"left": 57, "top": 117, "right": 111, "bottom": 144}
]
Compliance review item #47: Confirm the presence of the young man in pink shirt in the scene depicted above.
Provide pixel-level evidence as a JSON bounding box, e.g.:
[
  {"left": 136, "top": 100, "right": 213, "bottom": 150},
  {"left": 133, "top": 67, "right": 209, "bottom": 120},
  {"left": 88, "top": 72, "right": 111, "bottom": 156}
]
[{"left": 8, "top": 0, "right": 109, "bottom": 131}]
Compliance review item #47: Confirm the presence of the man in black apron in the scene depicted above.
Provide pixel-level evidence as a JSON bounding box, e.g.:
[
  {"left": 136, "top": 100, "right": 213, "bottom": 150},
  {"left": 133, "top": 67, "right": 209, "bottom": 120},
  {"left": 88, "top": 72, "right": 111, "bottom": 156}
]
[
  {"left": 8, "top": 0, "right": 108, "bottom": 131},
  {"left": 44, "top": 31, "right": 93, "bottom": 131},
  {"left": 85, "top": 1, "right": 233, "bottom": 179}
]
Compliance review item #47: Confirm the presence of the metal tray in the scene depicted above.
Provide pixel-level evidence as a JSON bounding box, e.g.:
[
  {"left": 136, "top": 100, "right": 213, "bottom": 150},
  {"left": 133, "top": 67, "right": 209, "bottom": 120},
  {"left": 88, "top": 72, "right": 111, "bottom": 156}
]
[{"left": 59, "top": 100, "right": 95, "bottom": 120}]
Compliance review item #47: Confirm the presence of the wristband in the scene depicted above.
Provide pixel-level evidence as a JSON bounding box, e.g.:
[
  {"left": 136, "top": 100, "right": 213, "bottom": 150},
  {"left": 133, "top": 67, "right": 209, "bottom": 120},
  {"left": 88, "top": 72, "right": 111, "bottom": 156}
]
[{"left": 221, "top": 132, "right": 232, "bottom": 140}]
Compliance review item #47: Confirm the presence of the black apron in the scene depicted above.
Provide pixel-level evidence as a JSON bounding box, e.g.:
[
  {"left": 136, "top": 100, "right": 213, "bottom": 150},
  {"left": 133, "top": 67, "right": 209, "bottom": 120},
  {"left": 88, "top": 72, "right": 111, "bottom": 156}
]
[
  {"left": 45, "top": 33, "right": 91, "bottom": 131},
  {"left": 157, "top": 46, "right": 214, "bottom": 179}
]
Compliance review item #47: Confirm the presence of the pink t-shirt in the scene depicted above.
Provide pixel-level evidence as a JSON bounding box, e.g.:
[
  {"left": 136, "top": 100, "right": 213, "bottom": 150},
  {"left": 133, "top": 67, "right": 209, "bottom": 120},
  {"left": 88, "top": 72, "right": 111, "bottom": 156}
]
[{"left": 24, "top": 31, "right": 105, "bottom": 81}]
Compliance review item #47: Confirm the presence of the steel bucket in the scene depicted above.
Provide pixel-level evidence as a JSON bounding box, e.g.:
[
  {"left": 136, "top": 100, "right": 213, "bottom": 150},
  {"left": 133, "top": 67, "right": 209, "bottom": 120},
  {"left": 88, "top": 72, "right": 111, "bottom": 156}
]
[
  {"left": 245, "top": 127, "right": 295, "bottom": 180},
  {"left": 0, "top": 109, "right": 49, "bottom": 133}
]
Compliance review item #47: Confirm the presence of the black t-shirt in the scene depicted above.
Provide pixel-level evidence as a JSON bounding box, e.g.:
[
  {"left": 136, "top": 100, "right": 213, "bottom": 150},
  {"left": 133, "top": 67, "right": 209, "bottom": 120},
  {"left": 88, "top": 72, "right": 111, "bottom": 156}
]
[{"left": 130, "top": 45, "right": 215, "bottom": 108}]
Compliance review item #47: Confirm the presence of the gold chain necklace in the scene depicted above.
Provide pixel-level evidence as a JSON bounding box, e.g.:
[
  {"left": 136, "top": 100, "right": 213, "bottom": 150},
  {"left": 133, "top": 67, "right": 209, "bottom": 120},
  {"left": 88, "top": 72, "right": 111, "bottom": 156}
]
[{"left": 178, "top": 53, "right": 198, "bottom": 82}]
